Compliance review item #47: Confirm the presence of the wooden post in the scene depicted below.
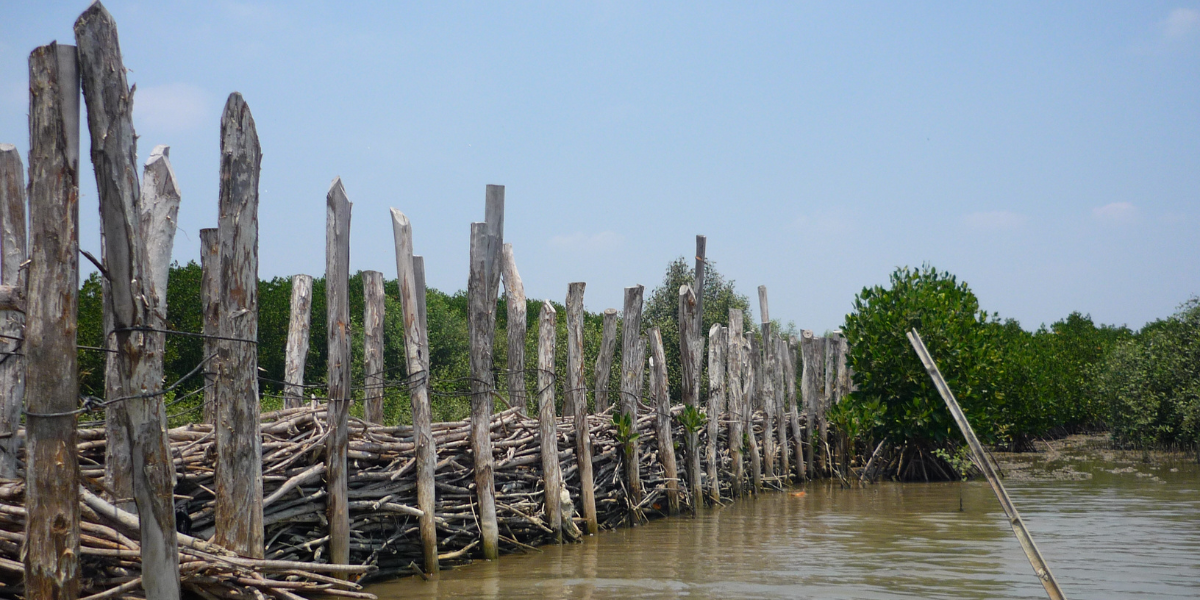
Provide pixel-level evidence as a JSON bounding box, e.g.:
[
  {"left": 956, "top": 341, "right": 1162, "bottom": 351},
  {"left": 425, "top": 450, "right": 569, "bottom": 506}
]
[
  {"left": 744, "top": 333, "right": 762, "bottom": 492},
  {"left": 648, "top": 327, "right": 680, "bottom": 515},
  {"left": 678, "top": 285, "right": 702, "bottom": 509},
  {"left": 757, "top": 288, "right": 775, "bottom": 480},
  {"left": 800, "top": 330, "right": 818, "bottom": 478},
  {"left": 468, "top": 222, "right": 500, "bottom": 559},
  {"left": 24, "top": 41, "right": 82, "bottom": 599},
  {"left": 212, "top": 92, "right": 263, "bottom": 557},
  {"left": 200, "top": 229, "right": 220, "bottom": 422},
  {"left": 618, "top": 285, "right": 645, "bottom": 515},
  {"left": 0, "top": 145, "right": 25, "bottom": 479},
  {"left": 705, "top": 324, "right": 725, "bottom": 504},
  {"left": 593, "top": 308, "right": 618, "bottom": 412},
  {"left": 390, "top": 210, "right": 439, "bottom": 574},
  {"left": 726, "top": 310, "right": 745, "bottom": 496},
  {"left": 566, "top": 282, "right": 598, "bottom": 534},
  {"left": 363, "top": 270, "right": 385, "bottom": 423},
  {"left": 536, "top": 302, "right": 562, "bottom": 541},
  {"left": 325, "top": 178, "right": 352, "bottom": 568},
  {"left": 692, "top": 235, "right": 706, "bottom": 400},
  {"left": 632, "top": 335, "right": 648, "bottom": 402},
  {"left": 786, "top": 337, "right": 804, "bottom": 481},
  {"left": 282, "top": 274, "right": 313, "bottom": 409},
  {"left": 501, "top": 244, "right": 527, "bottom": 415},
  {"left": 822, "top": 336, "right": 834, "bottom": 474}
]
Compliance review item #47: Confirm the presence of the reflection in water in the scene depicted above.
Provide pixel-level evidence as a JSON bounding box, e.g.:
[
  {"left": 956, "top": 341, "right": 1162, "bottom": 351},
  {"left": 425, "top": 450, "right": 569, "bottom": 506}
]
[{"left": 371, "top": 455, "right": 1200, "bottom": 599}]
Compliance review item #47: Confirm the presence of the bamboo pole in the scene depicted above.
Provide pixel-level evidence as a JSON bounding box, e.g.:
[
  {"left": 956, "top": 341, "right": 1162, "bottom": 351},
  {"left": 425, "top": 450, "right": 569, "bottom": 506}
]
[
  {"left": 907, "top": 330, "right": 1067, "bottom": 600},
  {"left": 363, "top": 270, "right": 385, "bottom": 424},
  {"left": 200, "top": 229, "right": 220, "bottom": 422},
  {"left": 324, "top": 178, "right": 352, "bottom": 569},
  {"left": 593, "top": 309, "right": 618, "bottom": 412},
  {"left": 619, "top": 285, "right": 645, "bottom": 516},
  {"left": 727, "top": 309, "right": 745, "bottom": 496},
  {"left": 390, "top": 210, "right": 438, "bottom": 574},
  {"left": 536, "top": 302, "right": 562, "bottom": 541},
  {"left": 566, "top": 282, "right": 598, "bottom": 534},
  {"left": 501, "top": 244, "right": 527, "bottom": 415},
  {"left": 648, "top": 327, "right": 680, "bottom": 515},
  {"left": 212, "top": 92, "right": 264, "bottom": 558},
  {"left": 467, "top": 221, "right": 499, "bottom": 559},
  {"left": 24, "top": 40, "right": 82, "bottom": 600},
  {"left": 705, "top": 324, "right": 726, "bottom": 504},
  {"left": 678, "top": 285, "right": 702, "bottom": 509},
  {"left": 0, "top": 145, "right": 25, "bottom": 479},
  {"left": 282, "top": 274, "right": 313, "bottom": 410}
]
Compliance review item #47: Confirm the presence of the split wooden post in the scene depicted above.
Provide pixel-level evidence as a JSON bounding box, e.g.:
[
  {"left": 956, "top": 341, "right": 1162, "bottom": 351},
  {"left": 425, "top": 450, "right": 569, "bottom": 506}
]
[
  {"left": 0, "top": 145, "right": 25, "bottom": 479},
  {"left": 593, "top": 308, "right": 619, "bottom": 412},
  {"left": 363, "top": 270, "right": 385, "bottom": 423},
  {"left": 200, "top": 229, "right": 220, "bottom": 422},
  {"left": 24, "top": 41, "right": 82, "bottom": 599},
  {"left": 757, "top": 287, "right": 775, "bottom": 480},
  {"left": 649, "top": 327, "right": 680, "bottom": 515},
  {"left": 822, "top": 336, "right": 834, "bottom": 474},
  {"left": 566, "top": 282, "right": 599, "bottom": 534},
  {"left": 282, "top": 274, "right": 313, "bottom": 409},
  {"left": 212, "top": 92, "right": 264, "bottom": 558},
  {"left": 468, "top": 222, "right": 500, "bottom": 559},
  {"left": 786, "top": 337, "right": 805, "bottom": 481},
  {"left": 692, "top": 235, "right": 706, "bottom": 399},
  {"left": 678, "top": 285, "right": 702, "bottom": 509},
  {"left": 726, "top": 309, "right": 745, "bottom": 496},
  {"left": 501, "top": 244, "right": 527, "bottom": 415},
  {"left": 705, "top": 324, "right": 726, "bottom": 504},
  {"left": 390, "top": 209, "right": 439, "bottom": 574},
  {"left": 618, "top": 285, "right": 645, "bottom": 515},
  {"left": 775, "top": 337, "right": 790, "bottom": 482},
  {"left": 139, "top": 145, "right": 181, "bottom": 384},
  {"left": 325, "top": 178, "right": 352, "bottom": 568},
  {"left": 633, "top": 335, "right": 648, "bottom": 401},
  {"left": 536, "top": 302, "right": 562, "bottom": 542},
  {"left": 800, "top": 330, "right": 818, "bottom": 478}
]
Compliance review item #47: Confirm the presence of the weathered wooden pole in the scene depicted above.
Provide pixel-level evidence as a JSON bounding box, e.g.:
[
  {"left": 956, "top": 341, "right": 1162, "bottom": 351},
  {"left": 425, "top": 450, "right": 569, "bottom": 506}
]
[
  {"left": 24, "top": 40, "right": 82, "bottom": 599},
  {"left": 139, "top": 144, "right": 181, "bottom": 355},
  {"left": 325, "top": 178, "right": 352, "bottom": 568},
  {"left": 756, "top": 287, "right": 775, "bottom": 480},
  {"left": 678, "top": 285, "right": 702, "bottom": 509},
  {"left": 692, "top": 236, "right": 706, "bottom": 400},
  {"left": 212, "top": 92, "right": 263, "bottom": 557},
  {"left": 593, "top": 308, "right": 618, "bottom": 412},
  {"left": 619, "top": 285, "right": 645, "bottom": 515},
  {"left": 705, "top": 324, "right": 726, "bottom": 504},
  {"left": 821, "top": 335, "right": 834, "bottom": 474},
  {"left": 282, "top": 273, "right": 313, "bottom": 409},
  {"left": 726, "top": 309, "right": 745, "bottom": 497},
  {"left": 0, "top": 145, "right": 25, "bottom": 479},
  {"left": 800, "top": 330, "right": 818, "bottom": 478},
  {"left": 536, "top": 302, "right": 562, "bottom": 542},
  {"left": 501, "top": 243, "right": 527, "bottom": 415},
  {"left": 785, "top": 337, "right": 804, "bottom": 481},
  {"left": 468, "top": 221, "right": 500, "bottom": 559},
  {"left": 390, "top": 210, "right": 439, "bottom": 573},
  {"left": 633, "top": 335, "right": 648, "bottom": 401},
  {"left": 566, "top": 282, "right": 598, "bottom": 534},
  {"left": 363, "top": 270, "right": 385, "bottom": 423},
  {"left": 648, "top": 327, "right": 680, "bottom": 515},
  {"left": 200, "top": 228, "right": 220, "bottom": 422},
  {"left": 775, "top": 337, "right": 790, "bottom": 482},
  {"left": 742, "top": 332, "right": 763, "bottom": 492}
]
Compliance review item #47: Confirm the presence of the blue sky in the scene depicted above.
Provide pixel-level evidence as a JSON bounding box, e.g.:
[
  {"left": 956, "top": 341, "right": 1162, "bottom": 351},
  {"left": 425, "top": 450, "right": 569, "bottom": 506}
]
[{"left": 1, "top": 1, "right": 1197, "bottom": 332}]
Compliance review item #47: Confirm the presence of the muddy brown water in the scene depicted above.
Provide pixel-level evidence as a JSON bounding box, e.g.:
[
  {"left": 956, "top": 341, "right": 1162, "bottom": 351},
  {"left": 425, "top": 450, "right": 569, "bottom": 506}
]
[{"left": 370, "top": 438, "right": 1200, "bottom": 599}]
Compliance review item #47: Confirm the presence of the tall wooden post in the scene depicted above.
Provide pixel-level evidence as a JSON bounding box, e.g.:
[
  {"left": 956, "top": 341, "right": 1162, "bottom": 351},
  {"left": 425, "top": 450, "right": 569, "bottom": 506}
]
[
  {"left": 774, "top": 337, "right": 790, "bottom": 481},
  {"left": 391, "top": 210, "right": 439, "bottom": 573},
  {"left": 618, "top": 285, "right": 645, "bottom": 515},
  {"left": 200, "top": 229, "right": 220, "bottom": 422},
  {"left": 24, "top": 41, "right": 82, "bottom": 599},
  {"left": 821, "top": 336, "right": 833, "bottom": 474},
  {"left": 648, "top": 327, "right": 680, "bottom": 515},
  {"left": 705, "top": 324, "right": 725, "bottom": 504},
  {"left": 678, "top": 285, "right": 702, "bottom": 509},
  {"left": 800, "top": 330, "right": 819, "bottom": 478},
  {"left": 743, "top": 333, "right": 762, "bottom": 492},
  {"left": 536, "top": 302, "right": 562, "bottom": 541},
  {"left": 501, "top": 244, "right": 527, "bottom": 414},
  {"left": 692, "top": 236, "right": 706, "bottom": 401},
  {"left": 212, "top": 92, "right": 263, "bottom": 557},
  {"left": 282, "top": 274, "right": 313, "bottom": 409},
  {"left": 593, "top": 309, "right": 618, "bottom": 412},
  {"left": 757, "top": 289, "right": 775, "bottom": 480},
  {"left": 468, "top": 222, "right": 500, "bottom": 559},
  {"left": 363, "top": 270, "right": 385, "bottom": 423},
  {"left": 325, "top": 179, "right": 352, "bottom": 567},
  {"left": 786, "top": 337, "right": 805, "bottom": 480},
  {"left": 139, "top": 144, "right": 181, "bottom": 379},
  {"left": 726, "top": 309, "right": 745, "bottom": 496},
  {"left": 566, "top": 282, "right": 598, "bottom": 534},
  {"left": 0, "top": 145, "right": 25, "bottom": 479}
]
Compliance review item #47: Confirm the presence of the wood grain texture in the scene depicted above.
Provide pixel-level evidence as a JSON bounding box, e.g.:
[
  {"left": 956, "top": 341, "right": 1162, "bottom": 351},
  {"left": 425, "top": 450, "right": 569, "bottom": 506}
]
[
  {"left": 593, "top": 308, "right": 618, "bottom": 412},
  {"left": 501, "top": 243, "right": 526, "bottom": 415},
  {"left": 536, "top": 302, "right": 562, "bottom": 541},
  {"left": 618, "top": 285, "right": 645, "bottom": 512},
  {"left": 566, "top": 282, "right": 598, "bottom": 534},
  {"left": 774, "top": 337, "right": 790, "bottom": 481},
  {"left": 705, "top": 324, "right": 726, "bottom": 504},
  {"left": 786, "top": 337, "right": 805, "bottom": 480},
  {"left": 692, "top": 236, "right": 706, "bottom": 402},
  {"left": 467, "top": 222, "right": 499, "bottom": 559},
  {"left": 648, "top": 327, "right": 679, "bottom": 515},
  {"left": 363, "top": 270, "right": 385, "bottom": 423},
  {"left": 0, "top": 145, "right": 25, "bottom": 479},
  {"left": 677, "top": 285, "right": 702, "bottom": 508},
  {"left": 324, "top": 178, "right": 352, "bottom": 568},
  {"left": 726, "top": 309, "right": 745, "bottom": 497},
  {"left": 800, "top": 330, "right": 818, "bottom": 478},
  {"left": 200, "top": 229, "right": 220, "bottom": 423},
  {"left": 282, "top": 274, "right": 313, "bottom": 410}
]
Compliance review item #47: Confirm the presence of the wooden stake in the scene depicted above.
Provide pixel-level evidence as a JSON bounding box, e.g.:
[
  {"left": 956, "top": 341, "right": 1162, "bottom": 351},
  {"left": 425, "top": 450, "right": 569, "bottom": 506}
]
[
  {"left": 593, "top": 309, "right": 618, "bottom": 412},
  {"left": 821, "top": 335, "right": 833, "bottom": 474},
  {"left": 500, "top": 243, "right": 527, "bottom": 415},
  {"left": 468, "top": 222, "right": 499, "bottom": 559},
  {"left": 363, "top": 270, "right": 385, "bottom": 424},
  {"left": 785, "top": 337, "right": 804, "bottom": 481},
  {"left": 775, "top": 337, "right": 789, "bottom": 482},
  {"left": 200, "top": 228, "right": 220, "bottom": 422},
  {"left": 566, "top": 282, "right": 598, "bottom": 534},
  {"left": 677, "top": 285, "right": 702, "bottom": 509},
  {"left": 536, "top": 302, "right": 562, "bottom": 541},
  {"left": 757, "top": 288, "right": 775, "bottom": 480},
  {"left": 0, "top": 145, "right": 25, "bottom": 479},
  {"left": 390, "top": 210, "right": 439, "bottom": 574},
  {"left": 705, "top": 324, "right": 726, "bottom": 504},
  {"left": 618, "top": 285, "right": 645, "bottom": 515},
  {"left": 25, "top": 40, "right": 82, "bottom": 600},
  {"left": 282, "top": 274, "right": 313, "bottom": 410},
  {"left": 649, "top": 327, "right": 680, "bottom": 515},
  {"left": 800, "top": 330, "right": 818, "bottom": 479},
  {"left": 743, "top": 333, "right": 762, "bottom": 492},
  {"left": 726, "top": 309, "right": 745, "bottom": 497},
  {"left": 324, "top": 178, "right": 352, "bottom": 568},
  {"left": 692, "top": 236, "right": 706, "bottom": 400}
]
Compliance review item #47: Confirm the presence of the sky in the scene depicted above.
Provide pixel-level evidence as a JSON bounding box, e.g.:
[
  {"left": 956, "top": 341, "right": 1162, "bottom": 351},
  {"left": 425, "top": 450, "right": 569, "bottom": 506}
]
[{"left": 1, "top": 1, "right": 1197, "bottom": 333}]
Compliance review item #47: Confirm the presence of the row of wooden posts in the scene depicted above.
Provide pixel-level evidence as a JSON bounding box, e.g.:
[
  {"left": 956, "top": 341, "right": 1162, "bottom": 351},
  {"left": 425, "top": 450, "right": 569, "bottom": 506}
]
[{"left": 0, "top": 4, "right": 852, "bottom": 598}]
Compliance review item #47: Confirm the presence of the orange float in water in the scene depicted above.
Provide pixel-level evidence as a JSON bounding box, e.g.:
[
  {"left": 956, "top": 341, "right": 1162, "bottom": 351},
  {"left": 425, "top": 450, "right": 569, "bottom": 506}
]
[{"left": 790, "top": 491, "right": 806, "bottom": 497}]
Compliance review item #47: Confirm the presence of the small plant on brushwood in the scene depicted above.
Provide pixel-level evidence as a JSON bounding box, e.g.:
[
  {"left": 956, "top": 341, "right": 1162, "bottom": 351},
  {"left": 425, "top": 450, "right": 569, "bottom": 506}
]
[
  {"left": 613, "top": 412, "right": 639, "bottom": 445},
  {"left": 678, "top": 405, "right": 706, "bottom": 435}
]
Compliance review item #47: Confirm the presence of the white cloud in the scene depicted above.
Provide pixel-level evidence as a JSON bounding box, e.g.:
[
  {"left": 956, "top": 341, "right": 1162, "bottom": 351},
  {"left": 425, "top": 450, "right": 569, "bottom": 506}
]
[
  {"left": 1092, "top": 202, "right": 1138, "bottom": 224},
  {"left": 1164, "top": 8, "right": 1200, "bottom": 40},
  {"left": 133, "top": 83, "right": 212, "bottom": 134},
  {"left": 963, "top": 210, "right": 1028, "bottom": 231},
  {"left": 548, "top": 231, "right": 623, "bottom": 252}
]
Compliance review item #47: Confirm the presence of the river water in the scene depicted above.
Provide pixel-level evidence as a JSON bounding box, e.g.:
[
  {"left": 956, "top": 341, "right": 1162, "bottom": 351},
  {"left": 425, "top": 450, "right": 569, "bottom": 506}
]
[{"left": 370, "top": 438, "right": 1200, "bottom": 599}]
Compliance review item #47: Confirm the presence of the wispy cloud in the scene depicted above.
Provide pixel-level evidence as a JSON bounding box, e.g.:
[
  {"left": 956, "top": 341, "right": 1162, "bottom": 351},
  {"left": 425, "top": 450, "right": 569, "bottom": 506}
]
[
  {"left": 134, "top": 83, "right": 213, "bottom": 134},
  {"left": 963, "top": 210, "right": 1028, "bottom": 231},
  {"left": 1164, "top": 8, "right": 1200, "bottom": 40},
  {"left": 1093, "top": 202, "right": 1138, "bottom": 224},
  {"left": 548, "top": 231, "right": 623, "bottom": 252}
]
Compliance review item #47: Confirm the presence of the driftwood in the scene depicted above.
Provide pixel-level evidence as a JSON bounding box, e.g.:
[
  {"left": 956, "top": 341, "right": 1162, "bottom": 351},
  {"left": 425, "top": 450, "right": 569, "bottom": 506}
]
[{"left": 0, "top": 145, "right": 25, "bottom": 479}]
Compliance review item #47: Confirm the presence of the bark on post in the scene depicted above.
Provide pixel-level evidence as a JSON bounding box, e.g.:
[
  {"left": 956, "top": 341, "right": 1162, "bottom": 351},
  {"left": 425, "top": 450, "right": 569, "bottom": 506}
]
[
  {"left": 363, "top": 270, "right": 385, "bottom": 424},
  {"left": 0, "top": 145, "right": 25, "bottom": 479},
  {"left": 325, "top": 179, "right": 352, "bottom": 568},
  {"left": 618, "top": 285, "right": 645, "bottom": 515},
  {"left": 536, "top": 302, "right": 562, "bottom": 541},
  {"left": 282, "top": 274, "right": 313, "bottom": 409},
  {"left": 200, "top": 229, "right": 220, "bottom": 422},
  {"left": 468, "top": 222, "right": 500, "bottom": 559},
  {"left": 566, "top": 282, "right": 598, "bottom": 534},
  {"left": 649, "top": 327, "right": 680, "bottom": 515},
  {"left": 501, "top": 244, "right": 527, "bottom": 415},
  {"left": 705, "top": 324, "right": 726, "bottom": 504},
  {"left": 726, "top": 309, "right": 745, "bottom": 497},
  {"left": 390, "top": 210, "right": 439, "bottom": 573},
  {"left": 677, "top": 285, "right": 702, "bottom": 509},
  {"left": 212, "top": 92, "right": 263, "bottom": 557},
  {"left": 24, "top": 41, "right": 82, "bottom": 599},
  {"left": 593, "top": 308, "right": 618, "bottom": 412}
]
